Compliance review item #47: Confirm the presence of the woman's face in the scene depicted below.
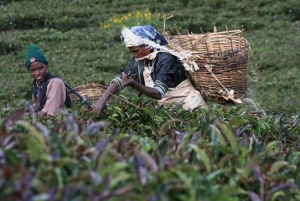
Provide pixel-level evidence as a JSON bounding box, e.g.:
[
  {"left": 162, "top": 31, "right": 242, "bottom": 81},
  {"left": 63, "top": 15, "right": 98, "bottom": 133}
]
[
  {"left": 28, "top": 62, "right": 48, "bottom": 84},
  {"left": 129, "top": 45, "right": 151, "bottom": 60}
]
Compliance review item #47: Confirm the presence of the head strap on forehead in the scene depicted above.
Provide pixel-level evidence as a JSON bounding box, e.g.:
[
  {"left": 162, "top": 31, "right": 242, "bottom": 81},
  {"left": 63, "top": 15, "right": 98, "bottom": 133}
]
[
  {"left": 121, "top": 25, "right": 195, "bottom": 70},
  {"left": 121, "top": 25, "right": 168, "bottom": 48}
]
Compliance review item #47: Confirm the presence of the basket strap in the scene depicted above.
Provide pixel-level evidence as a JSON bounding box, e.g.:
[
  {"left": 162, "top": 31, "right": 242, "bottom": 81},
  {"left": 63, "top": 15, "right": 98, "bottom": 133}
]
[{"left": 64, "top": 82, "right": 84, "bottom": 102}]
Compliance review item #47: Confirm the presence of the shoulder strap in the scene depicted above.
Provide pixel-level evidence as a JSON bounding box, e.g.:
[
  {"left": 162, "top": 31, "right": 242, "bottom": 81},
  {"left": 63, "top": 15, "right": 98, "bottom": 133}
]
[
  {"left": 64, "top": 82, "right": 84, "bottom": 102},
  {"left": 64, "top": 83, "right": 92, "bottom": 108}
]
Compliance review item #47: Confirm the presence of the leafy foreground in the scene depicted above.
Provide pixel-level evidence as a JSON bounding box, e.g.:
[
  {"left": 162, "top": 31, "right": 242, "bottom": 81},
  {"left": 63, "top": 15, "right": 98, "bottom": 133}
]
[{"left": 0, "top": 98, "right": 300, "bottom": 201}]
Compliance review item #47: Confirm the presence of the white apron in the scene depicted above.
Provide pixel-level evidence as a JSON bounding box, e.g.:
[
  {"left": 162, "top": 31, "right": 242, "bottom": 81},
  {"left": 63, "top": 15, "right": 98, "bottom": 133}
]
[{"left": 143, "top": 65, "right": 207, "bottom": 110}]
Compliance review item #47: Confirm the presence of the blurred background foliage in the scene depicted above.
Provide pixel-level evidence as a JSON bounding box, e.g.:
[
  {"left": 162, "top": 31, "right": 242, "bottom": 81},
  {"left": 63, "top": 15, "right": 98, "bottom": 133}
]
[
  {"left": 1, "top": 1, "right": 300, "bottom": 200},
  {"left": 0, "top": 0, "right": 300, "bottom": 114}
]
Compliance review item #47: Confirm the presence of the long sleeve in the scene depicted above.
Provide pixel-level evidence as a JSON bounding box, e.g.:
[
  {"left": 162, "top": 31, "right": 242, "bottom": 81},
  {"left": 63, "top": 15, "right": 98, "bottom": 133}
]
[
  {"left": 41, "top": 78, "right": 66, "bottom": 115},
  {"left": 111, "top": 57, "right": 145, "bottom": 91}
]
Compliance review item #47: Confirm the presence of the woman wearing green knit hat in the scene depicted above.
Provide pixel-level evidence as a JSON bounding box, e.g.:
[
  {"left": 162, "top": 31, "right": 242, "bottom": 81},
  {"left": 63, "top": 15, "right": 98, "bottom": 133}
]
[{"left": 25, "top": 44, "right": 71, "bottom": 116}]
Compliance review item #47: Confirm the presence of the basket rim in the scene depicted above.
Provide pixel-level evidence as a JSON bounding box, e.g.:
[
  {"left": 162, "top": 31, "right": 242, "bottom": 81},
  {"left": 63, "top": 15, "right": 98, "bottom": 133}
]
[
  {"left": 73, "top": 82, "right": 107, "bottom": 90},
  {"left": 68, "top": 82, "right": 108, "bottom": 102}
]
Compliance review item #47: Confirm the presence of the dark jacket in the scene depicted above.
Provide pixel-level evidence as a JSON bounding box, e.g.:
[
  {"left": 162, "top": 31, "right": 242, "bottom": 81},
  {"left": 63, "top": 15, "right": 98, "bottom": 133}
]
[
  {"left": 123, "top": 52, "right": 188, "bottom": 89},
  {"left": 32, "top": 72, "right": 71, "bottom": 112}
]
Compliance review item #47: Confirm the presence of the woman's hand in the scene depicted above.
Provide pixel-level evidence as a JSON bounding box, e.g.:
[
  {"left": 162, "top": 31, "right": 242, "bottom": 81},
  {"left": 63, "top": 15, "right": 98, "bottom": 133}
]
[
  {"left": 121, "top": 72, "right": 136, "bottom": 86},
  {"left": 91, "top": 82, "right": 120, "bottom": 114},
  {"left": 91, "top": 97, "right": 107, "bottom": 114},
  {"left": 122, "top": 72, "right": 161, "bottom": 100}
]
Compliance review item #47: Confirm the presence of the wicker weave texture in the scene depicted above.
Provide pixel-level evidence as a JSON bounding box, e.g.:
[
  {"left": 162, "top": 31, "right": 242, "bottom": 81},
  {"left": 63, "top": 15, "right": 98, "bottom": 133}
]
[
  {"left": 165, "top": 28, "right": 250, "bottom": 103},
  {"left": 190, "top": 54, "right": 248, "bottom": 103},
  {"left": 69, "top": 83, "right": 107, "bottom": 103}
]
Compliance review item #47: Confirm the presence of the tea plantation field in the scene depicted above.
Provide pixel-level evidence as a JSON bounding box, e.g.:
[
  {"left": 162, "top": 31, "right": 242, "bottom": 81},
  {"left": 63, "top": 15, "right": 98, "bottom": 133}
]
[
  {"left": 0, "top": 0, "right": 300, "bottom": 113},
  {"left": 1, "top": 0, "right": 300, "bottom": 200}
]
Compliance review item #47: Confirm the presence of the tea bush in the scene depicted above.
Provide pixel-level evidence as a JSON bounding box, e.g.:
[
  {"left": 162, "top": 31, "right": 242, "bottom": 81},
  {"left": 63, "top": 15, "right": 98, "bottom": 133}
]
[
  {"left": 1, "top": 1, "right": 300, "bottom": 199},
  {"left": 1, "top": 99, "right": 300, "bottom": 200}
]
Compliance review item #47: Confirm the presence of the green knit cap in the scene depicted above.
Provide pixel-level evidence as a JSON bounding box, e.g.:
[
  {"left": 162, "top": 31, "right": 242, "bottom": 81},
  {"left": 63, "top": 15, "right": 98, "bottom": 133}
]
[{"left": 25, "top": 45, "right": 48, "bottom": 69}]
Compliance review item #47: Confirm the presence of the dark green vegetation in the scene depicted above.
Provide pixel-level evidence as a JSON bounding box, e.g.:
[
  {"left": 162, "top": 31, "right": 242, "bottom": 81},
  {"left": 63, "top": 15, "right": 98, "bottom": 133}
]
[
  {"left": 1, "top": 0, "right": 300, "bottom": 200},
  {"left": 0, "top": 0, "right": 300, "bottom": 113},
  {"left": 1, "top": 100, "right": 300, "bottom": 200}
]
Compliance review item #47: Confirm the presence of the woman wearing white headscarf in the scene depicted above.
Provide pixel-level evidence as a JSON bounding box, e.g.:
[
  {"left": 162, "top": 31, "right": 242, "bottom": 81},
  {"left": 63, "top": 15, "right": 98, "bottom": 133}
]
[{"left": 92, "top": 25, "right": 207, "bottom": 113}]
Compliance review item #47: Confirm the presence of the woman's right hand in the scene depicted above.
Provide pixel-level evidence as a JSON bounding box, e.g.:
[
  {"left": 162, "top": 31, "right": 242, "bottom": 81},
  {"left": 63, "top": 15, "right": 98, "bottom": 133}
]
[
  {"left": 91, "top": 97, "right": 107, "bottom": 114},
  {"left": 122, "top": 72, "right": 136, "bottom": 86},
  {"left": 91, "top": 82, "right": 119, "bottom": 114}
]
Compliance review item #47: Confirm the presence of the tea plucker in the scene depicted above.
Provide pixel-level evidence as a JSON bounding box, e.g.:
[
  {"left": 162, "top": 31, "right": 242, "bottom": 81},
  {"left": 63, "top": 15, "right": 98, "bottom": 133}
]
[
  {"left": 25, "top": 44, "right": 71, "bottom": 116},
  {"left": 92, "top": 25, "right": 207, "bottom": 113}
]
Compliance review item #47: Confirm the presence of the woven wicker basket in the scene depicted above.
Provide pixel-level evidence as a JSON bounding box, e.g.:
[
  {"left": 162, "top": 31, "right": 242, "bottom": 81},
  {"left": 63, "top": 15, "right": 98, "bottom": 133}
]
[
  {"left": 164, "top": 27, "right": 250, "bottom": 104},
  {"left": 69, "top": 83, "right": 107, "bottom": 103}
]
